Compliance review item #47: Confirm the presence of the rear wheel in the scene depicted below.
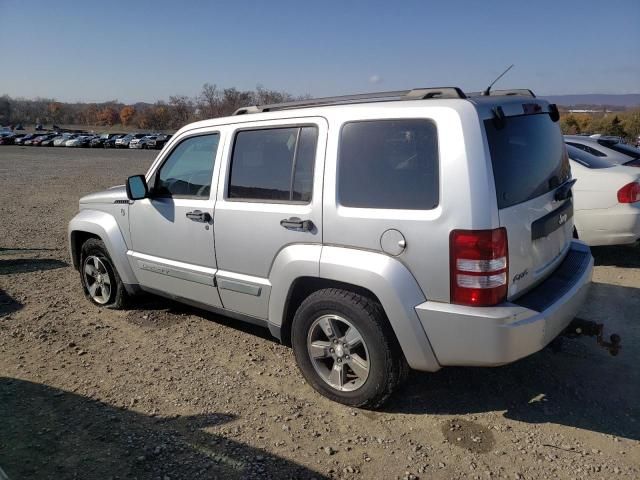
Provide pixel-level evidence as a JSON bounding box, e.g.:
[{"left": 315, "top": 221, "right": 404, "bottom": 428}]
[
  {"left": 291, "top": 288, "right": 408, "bottom": 408},
  {"left": 80, "top": 239, "right": 128, "bottom": 309}
]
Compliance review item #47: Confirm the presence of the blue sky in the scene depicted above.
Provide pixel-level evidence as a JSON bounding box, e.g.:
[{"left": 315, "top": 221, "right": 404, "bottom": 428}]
[{"left": 1, "top": 0, "right": 638, "bottom": 103}]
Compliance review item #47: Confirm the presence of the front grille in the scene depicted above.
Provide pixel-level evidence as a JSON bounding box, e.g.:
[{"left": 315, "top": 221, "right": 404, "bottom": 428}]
[{"left": 513, "top": 248, "right": 590, "bottom": 312}]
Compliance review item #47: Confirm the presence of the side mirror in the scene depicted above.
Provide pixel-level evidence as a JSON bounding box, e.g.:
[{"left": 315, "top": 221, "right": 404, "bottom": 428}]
[{"left": 126, "top": 175, "right": 148, "bottom": 200}]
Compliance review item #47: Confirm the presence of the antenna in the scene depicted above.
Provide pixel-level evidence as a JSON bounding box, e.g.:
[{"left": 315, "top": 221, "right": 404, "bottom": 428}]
[{"left": 482, "top": 64, "right": 514, "bottom": 96}]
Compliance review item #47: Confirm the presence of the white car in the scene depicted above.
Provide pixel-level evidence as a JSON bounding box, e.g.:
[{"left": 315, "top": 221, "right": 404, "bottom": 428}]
[
  {"left": 565, "top": 135, "right": 640, "bottom": 167},
  {"left": 54, "top": 134, "right": 76, "bottom": 146},
  {"left": 568, "top": 145, "right": 640, "bottom": 246},
  {"left": 65, "top": 135, "right": 91, "bottom": 147}
]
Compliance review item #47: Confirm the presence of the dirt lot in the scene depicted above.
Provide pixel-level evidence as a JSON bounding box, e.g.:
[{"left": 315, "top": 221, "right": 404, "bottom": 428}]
[{"left": 0, "top": 145, "right": 638, "bottom": 480}]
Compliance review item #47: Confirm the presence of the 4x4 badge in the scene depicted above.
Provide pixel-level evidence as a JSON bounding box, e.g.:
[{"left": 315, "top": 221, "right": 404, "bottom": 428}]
[{"left": 513, "top": 269, "right": 528, "bottom": 282}]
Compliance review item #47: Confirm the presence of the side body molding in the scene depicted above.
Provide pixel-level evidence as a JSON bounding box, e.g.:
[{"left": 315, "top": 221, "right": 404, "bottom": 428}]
[
  {"left": 68, "top": 209, "right": 138, "bottom": 286},
  {"left": 319, "top": 246, "right": 441, "bottom": 372}
]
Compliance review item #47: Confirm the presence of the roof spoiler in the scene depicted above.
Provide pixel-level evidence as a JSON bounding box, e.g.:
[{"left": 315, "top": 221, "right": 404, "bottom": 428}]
[{"left": 467, "top": 89, "right": 536, "bottom": 98}]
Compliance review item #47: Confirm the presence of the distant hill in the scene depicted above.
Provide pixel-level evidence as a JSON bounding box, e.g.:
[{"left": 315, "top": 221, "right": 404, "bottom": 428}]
[{"left": 541, "top": 94, "right": 640, "bottom": 108}]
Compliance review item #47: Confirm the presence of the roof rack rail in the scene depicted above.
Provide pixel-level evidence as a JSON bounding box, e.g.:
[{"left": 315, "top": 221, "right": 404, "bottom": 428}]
[
  {"left": 467, "top": 89, "right": 536, "bottom": 98},
  {"left": 232, "top": 87, "right": 467, "bottom": 115}
]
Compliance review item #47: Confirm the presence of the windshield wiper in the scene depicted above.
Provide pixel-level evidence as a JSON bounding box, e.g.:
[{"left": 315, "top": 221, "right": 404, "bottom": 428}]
[{"left": 554, "top": 178, "right": 577, "bottom": 201}]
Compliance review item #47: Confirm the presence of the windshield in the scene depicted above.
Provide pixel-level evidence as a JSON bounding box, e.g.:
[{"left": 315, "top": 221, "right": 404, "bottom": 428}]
[
  {"left": 566, "top": 145, "right": 614, "bottom": 169},
  {"left": 485, "top": 113, "right": 570, "bottom": 209}
]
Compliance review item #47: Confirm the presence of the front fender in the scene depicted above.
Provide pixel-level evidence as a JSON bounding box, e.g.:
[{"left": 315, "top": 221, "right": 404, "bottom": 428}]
[
  {"left": 68, "top": 209, "right": 138, "bottom": 285},
  {"left": 319, "top": 246, "right": 440, "bottom": 372}
]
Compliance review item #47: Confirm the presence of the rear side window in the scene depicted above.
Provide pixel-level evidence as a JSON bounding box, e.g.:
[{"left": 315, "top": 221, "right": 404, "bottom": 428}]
[
  {"left": 338, "top": 119, "right": 439, "bottom": 210},
  {"left": 229, "top": 126, "right": 318, "bottom": 202},
  {"left": 565, "top": 141, "right": 607, "bottom": 157},
  {"left": 485, "top": 114, "right": 570, "bottom": 209},
  {"left": 598, "top": 140, "right": 640, "bottom": 160},
  {"left": 566, "top": 145, "right": 614, "bottom": 169}
]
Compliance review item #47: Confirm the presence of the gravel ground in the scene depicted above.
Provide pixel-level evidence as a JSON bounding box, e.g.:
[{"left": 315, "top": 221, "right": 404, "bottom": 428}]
[{"left": 0, "top": 145, "right": 638, "bottom": 480}]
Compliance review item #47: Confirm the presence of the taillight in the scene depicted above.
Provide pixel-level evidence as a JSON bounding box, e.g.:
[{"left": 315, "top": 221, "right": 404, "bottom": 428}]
[
  {"left": 617, "top": 182, "right": 640, "bottom": 203},
  {"left": 450, "top": 228, "right": 508, "bottom": 306}
]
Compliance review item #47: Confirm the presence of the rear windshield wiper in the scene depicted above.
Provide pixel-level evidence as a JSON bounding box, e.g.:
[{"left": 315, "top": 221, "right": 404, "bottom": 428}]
[{"left": 554, "top": 178, "right": 577, "bottom": 201}]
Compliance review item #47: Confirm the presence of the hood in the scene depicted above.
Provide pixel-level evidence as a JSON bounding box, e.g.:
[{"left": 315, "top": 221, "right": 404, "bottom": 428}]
[{"left": 79, "top": 185, "right": 127, "bottom": 205}]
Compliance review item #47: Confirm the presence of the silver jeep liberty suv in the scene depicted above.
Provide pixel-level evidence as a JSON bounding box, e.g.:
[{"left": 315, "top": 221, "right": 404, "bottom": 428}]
[{"left": 69, "top": 87, "right": 593, "bottom": 408}]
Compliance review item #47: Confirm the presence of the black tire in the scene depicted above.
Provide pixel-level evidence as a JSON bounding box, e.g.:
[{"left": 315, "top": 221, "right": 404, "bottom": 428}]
[
  {"left": 79, "top": 238, "right": 129, "bottom": 309},
  {"left": 291, "top": 288, "right": 408, "bottom": 409}
]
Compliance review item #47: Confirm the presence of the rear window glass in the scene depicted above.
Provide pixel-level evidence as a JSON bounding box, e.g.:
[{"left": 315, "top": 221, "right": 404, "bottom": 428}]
[
  {"left": 598, "top": 140, "right": 640, "bottom": 160},
  {"left": 565, "top": 141, "right": 607, "bottom": 157},
  {"left": 485, "top": 114, "right": 570, "bottom": 209},
  {"left": 338, "top": 119, "right": 439, "bottom": 210},
  {"left": 566, "top": 145, "right": 613, "bottom": 169}
]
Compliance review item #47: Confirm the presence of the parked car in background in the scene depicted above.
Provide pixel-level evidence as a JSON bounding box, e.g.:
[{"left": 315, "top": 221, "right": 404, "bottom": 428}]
[
  {"left": 66, "top": 135, "right": 94, "bottom": 147},
  {"left": 32, "top": 133, "right": 58, "bottom": 146},
  {"left": 145, "top": 134, "right": 172, "bottom": 150},
  {"left": 565, "top": 135, "right": 640, "bottom": 167},
  {"left": 45, "top": 135, "right": 67, "bottom": 146},
  {"left": 25, "top": 134, "right": 52, "bottom": 146},
  {"left": 129, "top": 135, "right": 153, "bottom": 149},
  {"left": 91, "top": 133, "right": 126, "bottom": 148},
  {"left": 103, "top": 134, "right": 125, "bottom": 148},
  {"left": 568, "top": 145, "right": 640, "bottom": 246},
  {"left": 40, "top": 135, "right": 61, "bottom": 147},
  {"left": 115, "top": 133, "right": 146, "bottom": 148},
  {"left": 0, "top": 133, "right": 25, "bottom": 145},
  {"left": 129, "top": 135, "right": 164, "bottom": 149},
  {"left": 55, "top": 134, "right": 77, "bottom": 146},
  {"left": 15, "top": 133, "right": 42, "bottom": 145}
]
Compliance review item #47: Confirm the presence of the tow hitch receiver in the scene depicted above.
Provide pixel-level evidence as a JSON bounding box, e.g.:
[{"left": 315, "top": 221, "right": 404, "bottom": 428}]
[{"left": 562, "top": 318, "right": 621, "bottom": 356}]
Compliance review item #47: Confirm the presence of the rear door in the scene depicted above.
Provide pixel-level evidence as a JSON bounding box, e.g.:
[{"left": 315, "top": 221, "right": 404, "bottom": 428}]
[
  {"left": 213, "top": 117, "right": 327, "bottom": 319},
  {"left": 484, "top": 110, "right": 573, "bottom": 298}
]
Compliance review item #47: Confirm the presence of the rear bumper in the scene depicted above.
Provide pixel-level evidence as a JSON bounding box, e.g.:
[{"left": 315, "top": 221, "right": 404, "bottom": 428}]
[{"left": 415, "top": 241, "right": 593, "bottom": 367}]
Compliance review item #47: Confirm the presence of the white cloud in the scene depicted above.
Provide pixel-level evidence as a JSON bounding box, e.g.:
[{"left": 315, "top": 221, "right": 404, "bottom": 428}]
[{"left": 369, "top": 74, "right": 382, "bottom": 84}]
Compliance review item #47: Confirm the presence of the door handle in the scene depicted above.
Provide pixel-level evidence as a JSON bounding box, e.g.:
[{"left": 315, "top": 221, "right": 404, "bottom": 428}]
[
  {"left": 280, "top": 217, "right": 314, "bottom": 231},
  {"left": 186, "top": 210, "right": 212, "bottom": 222}
]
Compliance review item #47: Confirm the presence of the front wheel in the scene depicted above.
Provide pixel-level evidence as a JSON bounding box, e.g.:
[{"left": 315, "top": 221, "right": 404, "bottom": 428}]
[
  {"left": 291, "top": 288, "right": 408, "bottom": 409},
  {"left": 79, "top": 238, "right": 128, "bottom": 309}
]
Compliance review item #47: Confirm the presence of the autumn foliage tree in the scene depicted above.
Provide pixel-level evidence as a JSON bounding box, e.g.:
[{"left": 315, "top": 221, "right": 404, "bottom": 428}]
[
  {"left": 96, "top": 107, "right": 119, "bottom": 126},
  {"left": 119, "top": 106, "right": 136, "bottom": 126}
]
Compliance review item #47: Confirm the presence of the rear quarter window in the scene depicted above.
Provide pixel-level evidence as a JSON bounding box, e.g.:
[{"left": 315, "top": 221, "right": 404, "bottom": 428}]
[{"left": 338, "top": 119, "right": 439, "bottom": 210}]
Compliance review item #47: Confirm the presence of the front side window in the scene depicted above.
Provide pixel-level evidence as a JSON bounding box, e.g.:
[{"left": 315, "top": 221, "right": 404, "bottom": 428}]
[
  {"left": 338, "top": 119, "right": 439, "bottom": 210},
  {"left": 229, "top": 126, "right": 318, "bottom": 202},
  {"left": 155, "top": 133, "right": 219, "bottom": 198}
]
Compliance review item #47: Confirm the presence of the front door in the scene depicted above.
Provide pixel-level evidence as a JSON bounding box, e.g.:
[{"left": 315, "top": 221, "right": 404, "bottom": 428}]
[{"left": 128, "top": 132, "right": 223, "bottom": 307}]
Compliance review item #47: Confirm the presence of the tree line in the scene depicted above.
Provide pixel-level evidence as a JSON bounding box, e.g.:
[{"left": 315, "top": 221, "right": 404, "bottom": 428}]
[
  {"left": 0, "top": 84, "right": 305, "bottom": 131},
  {"left": 1, "top": 86, "right": 639, "bottom": 140},
  {"left": 559, "top": 109, "right": 640, "bottom": 140}
]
